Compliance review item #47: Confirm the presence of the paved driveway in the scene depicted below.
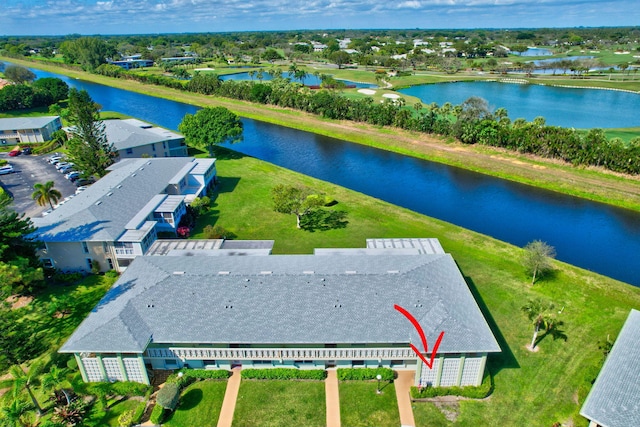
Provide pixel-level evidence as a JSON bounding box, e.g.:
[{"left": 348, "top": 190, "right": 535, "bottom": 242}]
[{"left": 0, "top": 152, "right": 78, "bottom": 219}]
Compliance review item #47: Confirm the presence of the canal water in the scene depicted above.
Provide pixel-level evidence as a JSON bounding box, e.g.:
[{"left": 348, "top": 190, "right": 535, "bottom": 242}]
[
  {"left": 398, "top": 81, "right": 640, "bottom": 128},
  {"left": 21, "top": 64, "right": 640, "bottom": 286}
]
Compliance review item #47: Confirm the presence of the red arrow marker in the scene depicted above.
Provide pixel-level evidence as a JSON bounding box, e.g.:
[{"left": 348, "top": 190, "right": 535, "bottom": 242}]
[{"left": 394, "top": 304, "right": 445, "bottom": 369}]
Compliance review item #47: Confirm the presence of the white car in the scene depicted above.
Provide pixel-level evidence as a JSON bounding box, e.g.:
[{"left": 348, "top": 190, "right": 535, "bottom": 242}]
[
  {"left": 0, "top": 165, "right": 14, "bottom": 175},
  {"left": 56, "top": 162, "right": 72, "bottom": 170},
  {"left": 48, "top": 156, "right": 63, "bottom": 164}
]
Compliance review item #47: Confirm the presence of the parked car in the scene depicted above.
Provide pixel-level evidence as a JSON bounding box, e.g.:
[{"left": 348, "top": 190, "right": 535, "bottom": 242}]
[
  {"left": 56, "top": 162, "right": 72, "bottom": 170},
  {"left": 22, "top": 147, "right": 32, "bottom": 155},
  {"left": 8, "top": 149, "right": 21, "bottom": 157},
  {"left": 74, "top": 178, "right": 94, "bottom": 187},
  {"left": 47, "top": 154, "right": 62, "bottom": 163},
  {"left": 0, "top": 165, "right": 14, "bottom": 175},
  {"left": 59, "top": 164, "right": 75, "bottom": 174},
  {"left": 49, "top": 157, "right": 64, "bottom": 165},
  {"left": 66, "top": 171, "right": 82, "bottom": 180}
]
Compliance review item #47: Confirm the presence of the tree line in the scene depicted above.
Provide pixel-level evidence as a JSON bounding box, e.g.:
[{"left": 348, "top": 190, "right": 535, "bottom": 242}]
[
  {"left": 0, "top": 65, "right": 69, "bottom": 112},
  {"left": 93, "top": 66, "right": 640, "bottom": 175}
]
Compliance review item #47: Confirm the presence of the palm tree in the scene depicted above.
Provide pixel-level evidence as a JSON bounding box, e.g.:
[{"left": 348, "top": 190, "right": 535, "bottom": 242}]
[
  {"left": 31, "top": 181, "right": 61, "bottom": 211},
  {"left": 521, "top": 299, "right": 555, "bottom": 350},
  {"left": 1, "top": 398, "right": 30, "bottom": 427},
  {"left": 0, "top": 363, "right": 44, "bottom": 417}
]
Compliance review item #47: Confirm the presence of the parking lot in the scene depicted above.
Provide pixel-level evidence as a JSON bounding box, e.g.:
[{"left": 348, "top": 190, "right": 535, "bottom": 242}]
[{"left": 0, "top": 152, "right": 79, "bottom": 218}]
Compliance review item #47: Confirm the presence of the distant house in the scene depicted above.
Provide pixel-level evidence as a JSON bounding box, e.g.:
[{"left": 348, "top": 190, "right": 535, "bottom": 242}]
[
  {"left": 0, "top": 116, "right": 62, "bottom": 145},
  {"left": 580, "top": 309, "right": 640, "bottom": 427},
  {"left": 108, "top": 59, "right": 154, "bottom": 70},
  {"left": 31, "top": 157, "right": 217, "bottom": 273},
  {"left": 103, "top": 119, "right": 188, "bottom": 159},
  {"left": 59, "top": 238, "right": 501, "bottom": 386}
]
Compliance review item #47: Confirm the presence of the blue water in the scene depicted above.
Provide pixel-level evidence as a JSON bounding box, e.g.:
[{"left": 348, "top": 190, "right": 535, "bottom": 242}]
[
  {"left": 220, "top": 71, "right": 375, "bottom": 88},
  {"left": 19, "top": 64, "right": 640, "bottom": 286},
  {"left": 398, "top": 81, "right": 640, "bottom": 128},
  {"left": 516, "top": 48, "right": 553, "bottom": 56}
]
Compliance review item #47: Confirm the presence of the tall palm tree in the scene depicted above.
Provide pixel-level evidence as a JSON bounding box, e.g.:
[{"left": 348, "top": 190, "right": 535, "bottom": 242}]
[
  {"left": 31, "top": 181, "right": 61, "bottom": 211},
  {"left": 521, "top": 299, "right": 556, "bottom": 350},
  {"left": 0, "top": 363, "right": 44, "bottom": 417},
  {"left": 1, "top": 398, "right": 30, "bottom": 427}
]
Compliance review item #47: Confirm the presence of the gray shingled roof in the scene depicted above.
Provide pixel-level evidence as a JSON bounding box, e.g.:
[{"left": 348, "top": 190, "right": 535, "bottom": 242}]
[
  {"left": 32, "top": 158, "right": 196, "bottom": 242},
  {"left": 60, "top": 252, "right": 501, "bottom": 354},
  {"left": 580, "top": 309, "right": 640, "bottom": 427},
  {"left": 104, "top": 119, "right": 183, "bottom": 151},
  {"left": 0, "top": 116, "right": 59, "bottom": 131}
]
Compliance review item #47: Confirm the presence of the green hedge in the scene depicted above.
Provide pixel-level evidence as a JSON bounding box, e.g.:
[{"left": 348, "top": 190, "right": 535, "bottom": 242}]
[
  {"left": 410, "top": 374, "right": 493, "bottom": 399},
  {"left": 149, "top": 403, "right": 168, "bottom": 425},
  {"left": 165, "top": 368, "right": 231, "bottom": 388},
  {"left": 337, "top": 367, "right": 395, "bottom": 381},
  {"left": 156, "top": 382, "right": 180, "bottom": 410},
  {"left": 241, "top": 368, "right": 327, "bottom": 380},
  {"left": 108, "top": 381, "right": 151, "bottom": 397}
]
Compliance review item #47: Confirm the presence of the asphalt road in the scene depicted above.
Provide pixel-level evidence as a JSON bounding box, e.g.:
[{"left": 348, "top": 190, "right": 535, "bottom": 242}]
[{"left": 0, "top": 152, "right": 78, "bottom": 219}]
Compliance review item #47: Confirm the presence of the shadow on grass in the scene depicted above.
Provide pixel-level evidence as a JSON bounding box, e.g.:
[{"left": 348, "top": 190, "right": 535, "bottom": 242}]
[
  {"left": 177, "top": 388, "right": 203, "bottom": 411},
  {"left": 463, "top": 273, "right": 520, "bottom": 375},
  {"left": 300, "top": 209, "right": 349, "bottom": 232},
  {"left": 214, "top": 176, "right": 241, "bottom": 195}
]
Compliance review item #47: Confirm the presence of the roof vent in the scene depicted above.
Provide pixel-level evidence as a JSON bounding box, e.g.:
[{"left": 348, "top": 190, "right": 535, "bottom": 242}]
[
  {"left": 116, "top": 184, "right": 123, "bottom": 189},
  {"left": 173, "top": 271, "right": 185, "bottom": 275},
  {"left": 147, "top": 161, "right": 152, "bottom": 165},
  {"left": 260, "top": 271, "right": 272, "bottom": 275},
  {"left": 303, "top": 270, "right": 314, "bottom": 274},
  {"left": 387, "top": 270, "right": 400, "bottom": 274},
  {"left": 345, "top": 270, "right": 357, "bottom": 274},
  {"left": 218, "top": 271, "right": 230, "bottom": 275},
  {"left": 106, "top": 192, "right": 113, "bottom": 197},
  {"left": 95, "top": 201, "right": 102, "bottom": 206},
  {"left": 131, "top": 173, "right": 136, "bottom": 177}
]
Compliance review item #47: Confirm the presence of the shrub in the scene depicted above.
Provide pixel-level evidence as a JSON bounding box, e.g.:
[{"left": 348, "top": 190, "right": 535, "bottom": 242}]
[
  {"left": 105, "top": 270, "right": 120, "bottom": 279},
  {"left": 90, "top": 259, "right": 100, "bottom": 274},
  {"left": 189, "top": 196, "right": 211, "bottom": 215},
  {"left": 118, "top": 409, "right": 135, "bottom": 427},
  {"left": 149, "top": 403, "right": 168, "bottom": 425},
  {"left": 203, "top": 224, "right": 229, "bottom": 239},
  {"left": 241, "top": 368, "right": 327, "bottom": 380},
  {"left": 156, "top": 382, "right": 180, "bottom": 410},
  {"left": 109, "top": 381, "right": 151, "bottom": 397},
  {"left": 51, "top": 271, "right": 84, "bottom": 285},
  {"left": 337, "top": 367, "right": 394, "bottom": 381},
  {"left": 410, "top": 373, "right": 493, "bottom": 399}
]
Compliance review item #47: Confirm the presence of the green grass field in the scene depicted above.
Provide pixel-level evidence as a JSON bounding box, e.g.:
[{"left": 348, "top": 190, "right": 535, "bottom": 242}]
[
  {"left": 164, "top": 380, "right": 228, "bottom": 427},
  {"left": 233, "top": 380, "right": 326, "bottom": 427},
  {"left": 339, "top": 381, "right": 400, "bottom": 427}
]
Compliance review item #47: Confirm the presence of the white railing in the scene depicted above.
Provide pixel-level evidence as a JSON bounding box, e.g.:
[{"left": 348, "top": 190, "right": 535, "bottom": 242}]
[{"left": 144, "top": 347, "right": 414, "bottom": 361}]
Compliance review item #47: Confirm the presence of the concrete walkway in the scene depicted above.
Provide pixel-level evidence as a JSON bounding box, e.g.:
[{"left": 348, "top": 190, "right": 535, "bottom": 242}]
[
  {"left": 325, "top": 369, "right": 341, "bottom": 427},
  {"left": 217, "top": 367, "right": 242, "bottom": 427},
  {"left": 394, "top": 370, "right": 416, "bottom": 427}
]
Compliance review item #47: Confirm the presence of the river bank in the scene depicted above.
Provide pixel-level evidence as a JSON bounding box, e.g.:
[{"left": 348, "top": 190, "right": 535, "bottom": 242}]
[{"left": 4, "top": 56, "right": 640, "bottom": 212}]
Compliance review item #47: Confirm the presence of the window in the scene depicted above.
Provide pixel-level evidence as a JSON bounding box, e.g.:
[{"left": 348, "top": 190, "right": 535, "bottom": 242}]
[
  {"left": 85, "top": 258, "right": 93, "bottom": 270},
  {"left": 103, "top": 242, "right": 109, "bottom": 252},
  {"left": 42, "top": 258, "right": 54, "bottom": 268},
  {"left": 82, "top": 242, "right": 89, "bottom": 253},
  {"left": 152, "top": 144, "right": 156, "bottom": 152},
  {"left": 107, "top": 258, "right": 114, "bottom": 270},
  {"left": 125, "top": 148, "right": 133, "bottom": 154}
]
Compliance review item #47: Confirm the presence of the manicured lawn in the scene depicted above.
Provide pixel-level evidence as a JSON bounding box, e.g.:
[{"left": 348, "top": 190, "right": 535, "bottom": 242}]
[
  {"left": 101, "top": 398, "right": 144, "bottom": 427},
  {"left": 233, "top": 380, "right": 326, "bottom": 427},
  {"left": 339, "top": 381, "right": 400, "bottom": 427},
  {"left": 164, "top": 380, "right": 228, "bottom": 427},
  {"left": 413, "top": 401, "right": 454, "bottom": 427}
]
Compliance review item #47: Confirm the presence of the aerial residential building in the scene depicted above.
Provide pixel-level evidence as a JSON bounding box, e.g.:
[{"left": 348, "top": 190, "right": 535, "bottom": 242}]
[
  {"left": 31, "top": 157, "right": 216, "bottom": 273},
  {"left": 0, "top": 116, "right": 62, "bottom": 145},
  {"left": 59, "top": 238, "right": 501, "bottom": 387},
  {"left": 103, "top": 119, "right": 188, "bottom": 159},
  {"left": 580, "top": 309, "right": 640, "bottom": 427}
]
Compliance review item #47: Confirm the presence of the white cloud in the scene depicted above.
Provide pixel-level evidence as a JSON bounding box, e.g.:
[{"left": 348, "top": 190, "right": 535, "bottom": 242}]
[{"left": 0, "top": 0, "right": 637, "bottom": 35}]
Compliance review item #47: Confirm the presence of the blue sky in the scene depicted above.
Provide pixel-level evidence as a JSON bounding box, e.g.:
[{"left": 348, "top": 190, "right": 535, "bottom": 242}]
[{"left": 1, "top": 0, "right": 636, "bottom": 36}]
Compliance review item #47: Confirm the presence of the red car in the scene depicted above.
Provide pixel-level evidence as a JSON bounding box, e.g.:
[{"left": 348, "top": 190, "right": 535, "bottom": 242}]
[{"left": 8, "top": 148, "right": 21, "bottom": 157}]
